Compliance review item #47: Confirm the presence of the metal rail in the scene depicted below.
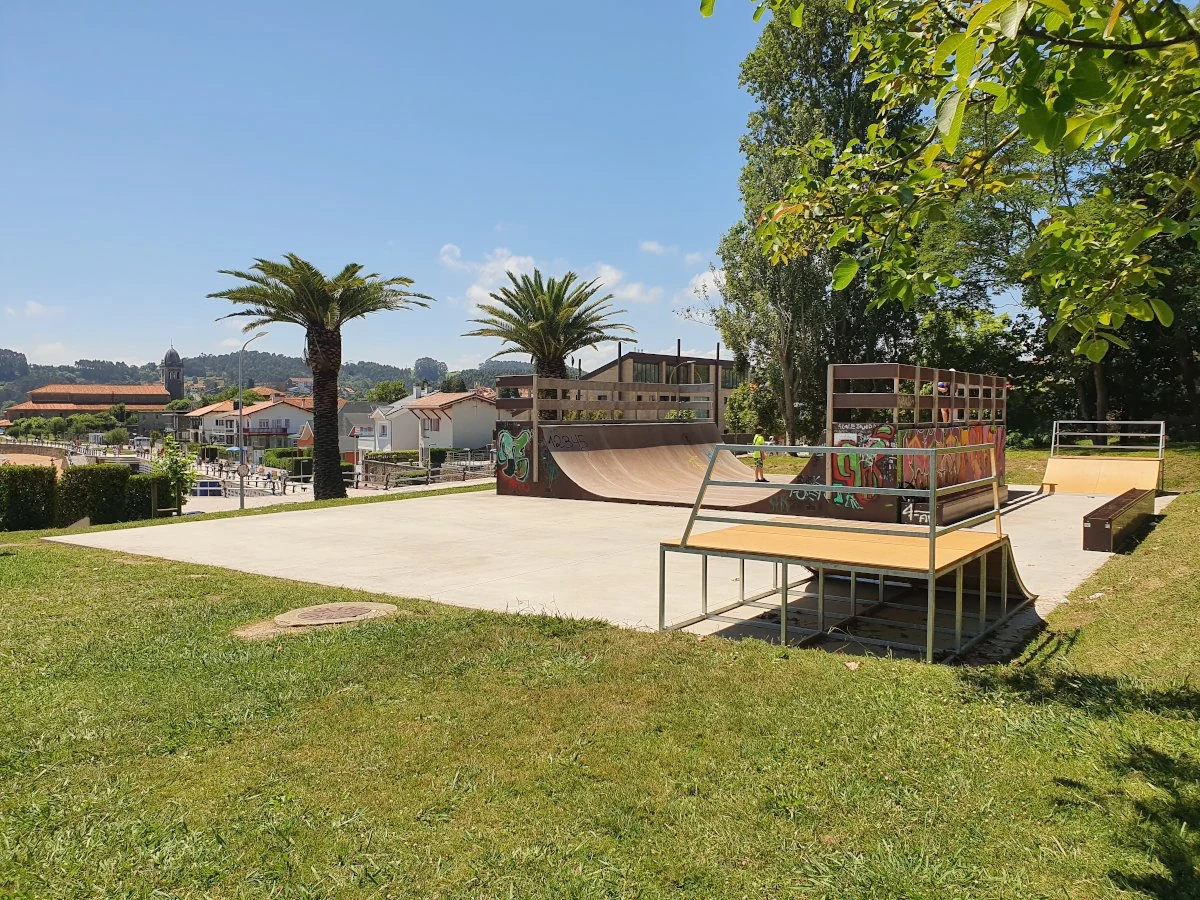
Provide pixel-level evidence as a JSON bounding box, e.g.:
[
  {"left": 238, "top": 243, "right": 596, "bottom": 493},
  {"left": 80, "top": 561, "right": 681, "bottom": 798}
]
[
  {"left": 1051, "top": 420, "right": 1166, "bottom": 460},
  {"left": 662, "top": 440, "right": 1020, "bottom": 663}
]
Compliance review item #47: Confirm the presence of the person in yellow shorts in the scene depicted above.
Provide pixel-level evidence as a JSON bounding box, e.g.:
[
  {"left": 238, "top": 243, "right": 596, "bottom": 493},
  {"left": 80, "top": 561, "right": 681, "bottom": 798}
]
[{"left": 752, "top": 427, "right": 767, "bottom": 482}]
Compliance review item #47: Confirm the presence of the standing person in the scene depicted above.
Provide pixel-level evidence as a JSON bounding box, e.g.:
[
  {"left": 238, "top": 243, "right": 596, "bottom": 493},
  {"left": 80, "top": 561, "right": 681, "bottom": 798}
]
[{"left": 753, "top": 427, "right": 768, "bottom": 483}]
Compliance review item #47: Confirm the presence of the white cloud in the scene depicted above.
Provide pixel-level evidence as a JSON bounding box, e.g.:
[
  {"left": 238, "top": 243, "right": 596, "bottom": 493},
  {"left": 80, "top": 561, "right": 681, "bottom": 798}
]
[
  {"left": 4, "top": 300, "right": 57, "bottom": 319},
  {"left": 219, "top": 337, "right": 244, "bottom": 348},
  {"left": 31, "top": 341, "right": 73, "bottom": 364},
  {"left": 591, "top": 263, "right": 663, "bottom": 304},
  {"left": 442, "top": 245, "right": 537, "bottom": 312},
  {"left": 439, "top": 243, "right": 468, "bottom": 270},
  {"left": 674, "top": 269, "right": 724, "bottom": 308},
  {"left": 639, "top": 240, "right": 668, "bottom": 255},
  {"left": 683, "top": 251, "right": 705, "bottom": 266}
]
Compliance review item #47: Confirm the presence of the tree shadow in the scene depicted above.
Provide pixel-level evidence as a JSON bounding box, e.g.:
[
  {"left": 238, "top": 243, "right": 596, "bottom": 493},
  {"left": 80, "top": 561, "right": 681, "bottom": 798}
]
[
  {"left": 959, "top": 642, "right": 1200, "bottom": 721},
  {"left": 1058, "top": 745, "right": 1200, "bottom": 899}
]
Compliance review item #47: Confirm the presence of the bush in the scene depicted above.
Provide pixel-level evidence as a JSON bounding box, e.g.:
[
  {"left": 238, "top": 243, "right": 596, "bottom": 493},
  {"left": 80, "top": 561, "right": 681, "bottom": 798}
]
[
  {"left": 103, "top": 427, "right": 129, "bottom": 445},
  {"left": 57, "top": 464, "right": 131, "bottom": 526},
  {"left": 125, "top": 473, "right": 172, "bottom": 521},
  {"left": 365, "top": 450, "right": 420, "bottom": 464},
  {"left": 263, "top": 448, "right": 304, "bottom": 469},
  {"left": 0, "top": 466, "right": 57, "bottom": 531},
  {"left": 429, "top": 447, "right": 466, "bottom": 468}
]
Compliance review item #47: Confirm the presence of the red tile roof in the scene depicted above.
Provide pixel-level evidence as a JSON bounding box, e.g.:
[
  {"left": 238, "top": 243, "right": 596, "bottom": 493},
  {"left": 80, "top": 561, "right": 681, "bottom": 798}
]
[
  {"left": 29, "top": 384, "right": 171, "bottom": 401},
  {"left": 6, "top": 402, "right": 171, "bottom": 414},
  {"left": 406, "top": 387, "right": 496, "bottom": 411}
]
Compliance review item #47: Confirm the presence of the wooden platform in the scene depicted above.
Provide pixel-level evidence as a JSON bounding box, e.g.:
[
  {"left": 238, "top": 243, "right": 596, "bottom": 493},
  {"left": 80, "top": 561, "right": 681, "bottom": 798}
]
[{"left": 664, "top": 521, "right": 1004, "bottom": 577}]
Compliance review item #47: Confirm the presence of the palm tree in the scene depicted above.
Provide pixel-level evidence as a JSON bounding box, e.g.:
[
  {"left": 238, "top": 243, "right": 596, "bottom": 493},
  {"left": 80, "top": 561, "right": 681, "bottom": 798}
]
[
  {"left": 209, "top": 254, "right": 431, "bottom": 500},
  {"left": 464, "top": 270, "right": 634, "bottom": 378}
]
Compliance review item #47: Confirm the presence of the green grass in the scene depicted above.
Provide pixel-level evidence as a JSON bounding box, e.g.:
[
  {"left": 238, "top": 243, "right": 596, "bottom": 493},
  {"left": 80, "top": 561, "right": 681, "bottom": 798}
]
[{"left": 0, "top": 490, "right": 1198, "bottom": 895}]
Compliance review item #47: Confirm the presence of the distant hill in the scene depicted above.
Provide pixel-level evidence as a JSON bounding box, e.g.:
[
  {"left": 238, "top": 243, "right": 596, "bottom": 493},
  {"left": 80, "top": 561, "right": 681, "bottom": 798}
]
[{"left": 0, "top": 347, "right": 535, "bottom": 410}]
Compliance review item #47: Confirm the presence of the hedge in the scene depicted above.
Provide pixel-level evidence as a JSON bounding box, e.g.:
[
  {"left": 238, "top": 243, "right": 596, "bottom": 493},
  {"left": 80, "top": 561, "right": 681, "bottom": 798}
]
[
  {"left": 125, "top": 473, "right": 173, "bottom": 521},
  {"left": 365, "top": 450, "right": 420, "bottom": 464},
  {"left": 429, "top": 447, "right": 467, "bottom": 468},
  {"left": 0, "top": 466, "right": 57, "bottom": 531},
  {"left": 57, "top": 464, "right": 131, "bottom": 526}
]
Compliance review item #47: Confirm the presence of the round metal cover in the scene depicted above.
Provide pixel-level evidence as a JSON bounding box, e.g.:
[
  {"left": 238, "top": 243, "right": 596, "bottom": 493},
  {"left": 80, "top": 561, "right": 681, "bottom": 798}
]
[
  {"left": 237, "top": 463, "right": 250, "bottom": 477},
  {"left": 274, "top": 601, "right": 398, "bottom": 628}
]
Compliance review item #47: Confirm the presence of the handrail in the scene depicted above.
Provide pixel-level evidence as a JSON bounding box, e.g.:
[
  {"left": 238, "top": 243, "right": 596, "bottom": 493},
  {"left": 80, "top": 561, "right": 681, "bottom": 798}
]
[
  {"left": 677, "top": 441, "right": 1004, "bottom": 567},
  {"left": 1051, "top": 419, "right": 1165, "bottom": 460}
]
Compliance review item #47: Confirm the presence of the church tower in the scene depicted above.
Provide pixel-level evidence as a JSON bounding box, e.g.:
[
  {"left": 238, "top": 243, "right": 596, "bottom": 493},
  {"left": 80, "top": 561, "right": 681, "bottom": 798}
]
[{"left": 160, "top": 346, "right": 184, "bottom": 400}]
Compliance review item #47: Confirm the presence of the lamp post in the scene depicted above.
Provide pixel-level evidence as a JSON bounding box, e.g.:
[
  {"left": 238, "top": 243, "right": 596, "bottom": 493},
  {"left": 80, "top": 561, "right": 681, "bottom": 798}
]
[{"left": 238, "top": 331, "right": 268, "bottom": 509}]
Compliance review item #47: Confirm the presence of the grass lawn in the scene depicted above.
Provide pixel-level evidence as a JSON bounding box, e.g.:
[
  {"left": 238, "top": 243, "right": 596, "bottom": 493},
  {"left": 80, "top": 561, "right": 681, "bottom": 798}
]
[{"left": 1, "top": 492, "right": 1198, "bottom": 895}]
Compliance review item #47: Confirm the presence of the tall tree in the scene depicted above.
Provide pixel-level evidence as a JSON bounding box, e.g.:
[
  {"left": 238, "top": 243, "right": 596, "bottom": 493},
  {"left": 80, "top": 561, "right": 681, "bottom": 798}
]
[
  {"left": 700, "top": 0, "right": 917, "bottom": 441},
  {"left": 707, "top": 0, "right": 1198, "bottom": 359},
  {"left": 465, "top": 270, "right": 634, "bottom": 378},
  {"left": 209, "top": 254, "right": 431, "bottom": 499}
]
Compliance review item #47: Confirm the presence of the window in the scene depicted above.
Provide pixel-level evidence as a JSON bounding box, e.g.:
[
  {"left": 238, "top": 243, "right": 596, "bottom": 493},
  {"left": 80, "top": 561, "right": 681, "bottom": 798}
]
[
  {"left": 692, "top": 364, "right": 710, "bottom": 385},
  {"left": 721, "top": 367, "right": 744, "bottom": 390},
  {"left": 632, "top": 361, "right": 660, "bottom": 383},
  {"left": 380, "top": 424, "right": 388, "bottom": 437},
  {"left": 431, "top": 418, "right": 440, "bottom": 432}
]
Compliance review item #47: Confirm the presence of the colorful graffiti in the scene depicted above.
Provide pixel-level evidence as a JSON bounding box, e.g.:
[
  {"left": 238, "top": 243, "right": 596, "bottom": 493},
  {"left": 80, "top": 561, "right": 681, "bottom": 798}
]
[
  {"left": 497, "top": 427, "right": 533, "bottom": 483},
  {"left": 899, "top": 424, "right": 1006, "bottom": 489}
]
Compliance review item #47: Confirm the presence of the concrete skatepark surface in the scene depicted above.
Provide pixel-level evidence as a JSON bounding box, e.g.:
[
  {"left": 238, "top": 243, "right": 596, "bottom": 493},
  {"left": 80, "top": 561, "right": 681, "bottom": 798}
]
[{"left": 47, "top": 486, "right": 1155, "bottom": 639}]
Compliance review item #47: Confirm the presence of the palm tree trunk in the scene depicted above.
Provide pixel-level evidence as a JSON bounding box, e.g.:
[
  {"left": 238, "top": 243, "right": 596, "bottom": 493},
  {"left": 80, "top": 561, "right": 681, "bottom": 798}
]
[
  {"left": 308, "top": 325, "right": 346, "bottom": 500},
  {"left": 535, "top": 357, "right": 568, "bottom": 421}
]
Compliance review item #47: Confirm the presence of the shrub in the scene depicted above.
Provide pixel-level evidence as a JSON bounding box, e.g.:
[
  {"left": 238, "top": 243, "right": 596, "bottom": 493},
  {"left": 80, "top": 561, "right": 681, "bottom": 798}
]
[
  {"left": 125, "top": 473, "right": 172, "bottom": 520},
  {"left": 57, "top": 464, "right": 131, "bottom": 526},
  {"left": 263, "top": 448, "right": 303, "bottom": 469},
  {"left": 428, "top": 447, "right": 466, "bottom": 468},
  {"left": 365, "top": 450, "right": 420, "bottom": 464},
  {"left": 103, "top": 427, "right": 129, "bottom": 445},
  {"left": 0, "top": 465, "right": 57, "bottom": 531}
]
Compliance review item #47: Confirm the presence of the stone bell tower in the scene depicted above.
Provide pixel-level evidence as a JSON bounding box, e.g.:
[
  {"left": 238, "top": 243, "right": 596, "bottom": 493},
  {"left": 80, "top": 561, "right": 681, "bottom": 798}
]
[{"left": 160, "top": 346, "right": 184, "bottom": 401}]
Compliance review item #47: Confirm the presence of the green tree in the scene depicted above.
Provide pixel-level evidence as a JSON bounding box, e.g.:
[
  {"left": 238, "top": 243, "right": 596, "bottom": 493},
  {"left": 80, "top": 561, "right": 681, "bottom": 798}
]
[
  {"left": 465, "top": 270, "right": 634, "bottom": 378},
  {"left": 440, "top": 373, "right": 467, "bottom": 393},
  {"left": 699, "top": 0, "right": 917, "bottom": 441},
  {"left": 108, "top": 403, "right": 129, "bottom": 424},
  {"left": 165, "top": 399, "right": 194, "bottom": 412},
  {"left": 364, "top": 379, "right": 409, "bottom": 404},
  {"left": 707, "top": 0, "right": 1198, "bottom": 359},
  {"left": 103, "top": 427, "right": 129, "bottom": 445},
  {"left": 151, "top": 435, "right": 197, "bottom": 511},
  {"left": 46, "top": 416, "right": 68, "bottom": 438},
  {"left": 413, "top": 357, "right": 447, "bottom": 384},
  {"left": 209, "top": 254, "right": 432, "bottom": 499}
]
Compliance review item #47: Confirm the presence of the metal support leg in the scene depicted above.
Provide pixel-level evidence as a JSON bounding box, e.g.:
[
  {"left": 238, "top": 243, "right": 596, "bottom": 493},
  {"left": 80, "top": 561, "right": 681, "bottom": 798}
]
[
  {"left": 1000, "top": 543, "right": 1009, "bottom": 617},
  {"left": 926, "top": 574, "right": 937, "bottom": 663},
  {"left": 658, "top": 545, "right": 666, "bottom": 631},
  {"left": 739, "top": 558, "right": 745, "bottom": 605},
  {"left": 817, "top": 567, "right": 826, "bottom": 632},
  {"left": 850, "top": 571, "right": 857, "bottom": 616},
  {"left": 955, "top": 566, "right": 964, "bottom": 651},
  {"left": 773, "top": 562, "right": 779, "bottom": 592},
  {"left": 979, "top": 553, "right": 988, "bottom": 631},
  {"left": 780, "top": 562, "right": 789, "bottom": 646},
  {"left": 878, "top": 574, "right": 885, "bottom": 603},
  {"left": 701, "top": 554, "right": 708, "bottom": 616}
]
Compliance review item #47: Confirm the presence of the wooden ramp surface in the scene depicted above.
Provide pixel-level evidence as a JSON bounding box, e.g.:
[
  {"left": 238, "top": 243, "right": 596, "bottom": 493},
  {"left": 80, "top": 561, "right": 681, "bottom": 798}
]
[
  {"left": 1041, "top": 456, "right": 1161, "bottom": 494},
  {"left": 664, "top": 520, "right": 1035, "bottom": 600}
]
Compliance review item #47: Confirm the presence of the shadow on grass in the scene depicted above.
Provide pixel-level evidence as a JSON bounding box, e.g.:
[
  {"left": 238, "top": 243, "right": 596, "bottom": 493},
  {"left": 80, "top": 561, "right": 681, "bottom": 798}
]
[
  {"left": 1054, "top": 745, "right": 1200, "bottom": 899},
  {"left": 958, "top": 651, "right": 1200, "bottom": 721}
]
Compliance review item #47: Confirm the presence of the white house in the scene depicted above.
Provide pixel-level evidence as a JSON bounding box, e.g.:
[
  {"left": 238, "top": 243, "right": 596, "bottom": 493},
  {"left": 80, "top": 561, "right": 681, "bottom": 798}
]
[
  {"left": 370, "top": 395, "right": 422, "bottom": 452},
  {"left": 187, "top": 398, "right": 317, "bottom": 450},
  {"left": 370, "top": 388, "right": 496, "bottom": 455},
  {"left": 408, "top": 388, "right": 496, "bottom": 454}
]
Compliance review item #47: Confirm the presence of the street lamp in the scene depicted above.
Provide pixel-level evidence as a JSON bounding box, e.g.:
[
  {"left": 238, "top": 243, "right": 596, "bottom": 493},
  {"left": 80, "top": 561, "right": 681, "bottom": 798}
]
[{"left": 238, "top": 331, "right": 268, "bottom": 509}]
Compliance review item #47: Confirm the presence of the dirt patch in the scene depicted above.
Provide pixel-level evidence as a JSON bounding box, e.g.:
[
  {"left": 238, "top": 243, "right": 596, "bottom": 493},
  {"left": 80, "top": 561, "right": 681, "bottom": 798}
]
[{"left": 0, "top": 453, "right": 65, "bottom": 473}]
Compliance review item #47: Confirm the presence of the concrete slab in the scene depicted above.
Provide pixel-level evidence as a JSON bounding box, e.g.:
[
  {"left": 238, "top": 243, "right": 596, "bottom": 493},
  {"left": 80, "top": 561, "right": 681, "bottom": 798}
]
[{"left": 45, "top": 485, "right": 1146, "bottom": 635}]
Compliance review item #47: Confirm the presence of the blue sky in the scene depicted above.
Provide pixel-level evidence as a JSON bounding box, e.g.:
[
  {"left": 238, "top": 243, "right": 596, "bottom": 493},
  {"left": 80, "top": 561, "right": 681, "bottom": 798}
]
[{"left": 0, "top": 1, "right": 762, "bottom": 373}]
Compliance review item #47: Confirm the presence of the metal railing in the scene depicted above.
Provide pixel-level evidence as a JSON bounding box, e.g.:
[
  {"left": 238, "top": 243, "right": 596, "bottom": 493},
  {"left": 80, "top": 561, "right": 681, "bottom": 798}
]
[
  {"left": 663, "top": 442, "right": 1010, "bottom": 662},
  {"left": 1050, "top": 420, "right": 1166, "bottom": 459}
]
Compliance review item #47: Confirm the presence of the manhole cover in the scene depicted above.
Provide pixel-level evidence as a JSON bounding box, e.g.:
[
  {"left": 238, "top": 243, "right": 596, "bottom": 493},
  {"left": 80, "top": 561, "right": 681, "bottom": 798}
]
[{"left": 274, "top": 602, "right": 398, "bottom": 628}]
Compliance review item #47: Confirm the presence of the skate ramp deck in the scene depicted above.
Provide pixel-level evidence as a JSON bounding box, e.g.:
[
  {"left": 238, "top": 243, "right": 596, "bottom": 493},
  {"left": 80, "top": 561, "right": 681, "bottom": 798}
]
[
  {"left": 1041, "top": 456, "right": 1161, "bottom": 494},
  {"left": 540, "top": 422, "right": 788, "bottom": 510}
]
